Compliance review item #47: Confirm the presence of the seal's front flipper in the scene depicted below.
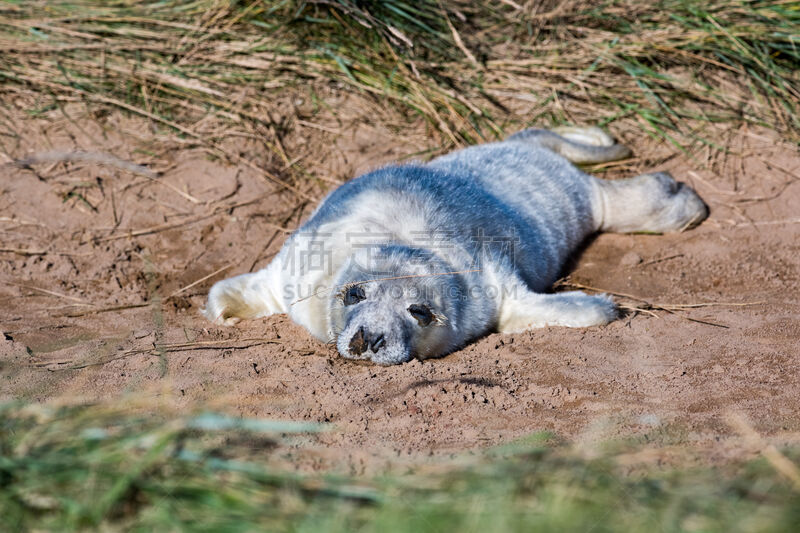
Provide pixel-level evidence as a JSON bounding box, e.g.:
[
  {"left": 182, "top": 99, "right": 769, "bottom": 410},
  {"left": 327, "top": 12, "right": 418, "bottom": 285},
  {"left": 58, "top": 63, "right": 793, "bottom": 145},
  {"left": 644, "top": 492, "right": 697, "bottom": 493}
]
[
  {"left": 497, "top": 290, "right": 617, "bottom": 333},
  {"left": 203, "top": 261, "right": 285, "bottom": 325}
]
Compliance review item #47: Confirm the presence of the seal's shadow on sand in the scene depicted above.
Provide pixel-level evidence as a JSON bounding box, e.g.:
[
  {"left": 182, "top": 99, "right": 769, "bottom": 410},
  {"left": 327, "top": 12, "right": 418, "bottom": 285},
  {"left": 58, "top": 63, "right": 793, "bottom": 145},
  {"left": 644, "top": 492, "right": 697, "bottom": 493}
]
[
  {"left": 551, "top": 232, "right": 599, "bottom": 290},
  {"left": 375, "top": 376, "right": 502, "bottom": 401}
]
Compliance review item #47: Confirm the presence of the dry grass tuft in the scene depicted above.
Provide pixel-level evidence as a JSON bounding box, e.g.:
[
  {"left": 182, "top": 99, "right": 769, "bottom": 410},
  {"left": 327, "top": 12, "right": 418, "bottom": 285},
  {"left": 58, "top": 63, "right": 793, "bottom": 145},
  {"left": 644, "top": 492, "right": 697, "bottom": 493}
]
[{"left": 0, "top": 0, "right": 797, "bottom": 175}]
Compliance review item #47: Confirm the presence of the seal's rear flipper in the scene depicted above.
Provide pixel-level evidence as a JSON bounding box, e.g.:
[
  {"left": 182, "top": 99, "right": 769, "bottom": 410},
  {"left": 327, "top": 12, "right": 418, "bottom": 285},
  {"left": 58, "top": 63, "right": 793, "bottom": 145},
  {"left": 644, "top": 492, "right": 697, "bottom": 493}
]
[
  {"left": 497, "top": 290, "right": 618, "bottom": 333},
  {"left": 594, "top": 171, "right": 709, "bottom": 233},
  {"left": 203, "top": 260, "right": 285, "bottom": 325},
  {"left": 508, "top": 127, "right": 631, "bottom": 164}
]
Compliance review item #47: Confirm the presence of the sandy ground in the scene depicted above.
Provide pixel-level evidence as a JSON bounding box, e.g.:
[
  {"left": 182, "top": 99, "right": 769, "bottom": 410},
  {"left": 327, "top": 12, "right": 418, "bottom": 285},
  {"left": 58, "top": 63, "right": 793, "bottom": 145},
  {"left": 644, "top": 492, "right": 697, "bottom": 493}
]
[{"left": 1, "top": 98, "right": 799, "bottom": 471}]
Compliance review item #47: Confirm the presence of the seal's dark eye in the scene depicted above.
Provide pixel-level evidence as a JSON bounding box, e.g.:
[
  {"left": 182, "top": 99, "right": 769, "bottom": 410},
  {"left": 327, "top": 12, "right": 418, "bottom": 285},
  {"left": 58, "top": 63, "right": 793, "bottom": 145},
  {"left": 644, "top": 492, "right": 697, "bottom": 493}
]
[
  {"left": 343, "top": 285, "right": 366, "bottom": 306},
  {"left": 408, "top": 304, "right": 433, "bottom": 327}
]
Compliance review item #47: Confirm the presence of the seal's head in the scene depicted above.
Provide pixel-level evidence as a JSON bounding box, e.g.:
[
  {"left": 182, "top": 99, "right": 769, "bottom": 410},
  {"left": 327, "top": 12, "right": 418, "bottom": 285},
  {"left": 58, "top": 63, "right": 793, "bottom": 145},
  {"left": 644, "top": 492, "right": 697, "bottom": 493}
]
[{"left": 328, "top": 245, "right": 464, "bottom": 365}]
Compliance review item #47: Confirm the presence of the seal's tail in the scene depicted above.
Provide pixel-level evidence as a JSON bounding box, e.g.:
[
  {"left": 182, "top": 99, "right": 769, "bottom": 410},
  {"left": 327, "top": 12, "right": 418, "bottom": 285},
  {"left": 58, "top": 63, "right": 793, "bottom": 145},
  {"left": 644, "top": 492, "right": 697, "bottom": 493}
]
[{"left": 508, "top": 126, "right": 631, "bottom": 164}]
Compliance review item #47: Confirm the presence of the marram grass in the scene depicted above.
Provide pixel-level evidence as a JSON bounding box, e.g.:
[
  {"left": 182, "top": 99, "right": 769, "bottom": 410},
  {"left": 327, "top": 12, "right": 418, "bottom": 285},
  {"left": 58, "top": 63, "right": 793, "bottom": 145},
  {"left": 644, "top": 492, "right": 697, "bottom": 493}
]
[
  {"left": 0, "top": 0, "right": 797, "bottom": 154},
  {"left": 2, "top": 402, "right": 799, "bottom": 532}
]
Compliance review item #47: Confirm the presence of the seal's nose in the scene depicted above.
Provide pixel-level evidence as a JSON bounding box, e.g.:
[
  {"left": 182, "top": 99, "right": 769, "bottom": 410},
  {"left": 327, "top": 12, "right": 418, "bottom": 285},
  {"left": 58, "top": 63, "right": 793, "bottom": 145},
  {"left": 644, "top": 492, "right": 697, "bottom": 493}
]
[
  {"left": 369, "top": 333, "right": 385, "bottom": 353},
  {"left": 348, "top": 327, "right": 385, "bottom": 356},
  {"left": 348, "top": 326, "right": 368, "bottom": 356}
]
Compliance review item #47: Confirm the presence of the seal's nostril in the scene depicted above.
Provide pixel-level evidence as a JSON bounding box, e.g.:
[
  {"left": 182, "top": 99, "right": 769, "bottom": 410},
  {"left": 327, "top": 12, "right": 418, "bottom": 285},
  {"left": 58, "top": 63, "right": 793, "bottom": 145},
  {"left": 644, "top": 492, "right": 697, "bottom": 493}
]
[
  {"left": 370, "top": 333, "right": 385, "bottom": 353},
  {"left": 348, "top": 326, "right": 367, "bottom": 356}
]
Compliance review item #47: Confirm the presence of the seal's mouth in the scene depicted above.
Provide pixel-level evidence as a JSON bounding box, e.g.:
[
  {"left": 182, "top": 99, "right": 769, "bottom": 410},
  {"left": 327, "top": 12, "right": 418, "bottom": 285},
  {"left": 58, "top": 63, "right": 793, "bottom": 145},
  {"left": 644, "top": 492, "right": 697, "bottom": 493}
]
[
  {"left": 335, "top": 320, "right": 413, "bottom": 365},
  {"left": 347, "top": 326, "right": 385, "bottom": 357}
]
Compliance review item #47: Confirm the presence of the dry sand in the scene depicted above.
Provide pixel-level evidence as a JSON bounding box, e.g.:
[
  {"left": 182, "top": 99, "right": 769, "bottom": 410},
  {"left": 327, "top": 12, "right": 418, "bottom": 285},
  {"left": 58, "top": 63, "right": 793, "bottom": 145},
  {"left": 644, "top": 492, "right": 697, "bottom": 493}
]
[{"left": 2, "top": 99, "right": 798, "bottom": 471}]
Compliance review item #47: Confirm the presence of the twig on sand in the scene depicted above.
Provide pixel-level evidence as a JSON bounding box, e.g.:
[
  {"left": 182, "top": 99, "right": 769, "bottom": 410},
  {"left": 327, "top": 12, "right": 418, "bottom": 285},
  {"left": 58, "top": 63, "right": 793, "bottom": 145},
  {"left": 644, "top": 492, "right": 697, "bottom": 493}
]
[
  {"left": 52, "top": 265, "right": 233, "bottom": 317},
  {"left": 89, "top": 215, "right": 213, "bottom": 243},
  {"left": 37, "top": 338, "right": 283, "bottom": 370},
  {"left": 23, "top": 261, "right": 235, "bottom": 319},
  {"left": 727, "top": 411, "right": 800, "bottom": 492},
  {"left": 60, "top": 302, "right": 151, "bottom": 318},
  {"left": 638, "top": 253, "right": 684, "bottom": 267},
  {"left": 4, "top": 282, "right": 155, "bottom": 317},
  {"left": 166, "top": 263, "right": 233, "bottom": 300},
  {"left": 0, "top": 248, "right": 90, "bottom": 257},
  {"left": 0, "top": 248, "right": 49, "bottom": 256},
  {"left": 11, "top": 149, "right": 203, "bottom": 204},
  {"left": 617, "top": 304, "right": 659, "bottom": 319},
  {"left": 3, "top": 280, "right": 89, "bottom": 304},
  {"left": 755, "top": 157, "right": 800, "bottom": 182},
  {"left": 10, "top": 150, "right": 159, "bottom": 179},
  {"left": 557, "top": 279, "right": 764, "bottom": 328},
  {"left": 725, "top": 217, "right": 800, "bottom": 228},
  {"left": 87, "top": 194, "right": 267, "bottom": 244}
]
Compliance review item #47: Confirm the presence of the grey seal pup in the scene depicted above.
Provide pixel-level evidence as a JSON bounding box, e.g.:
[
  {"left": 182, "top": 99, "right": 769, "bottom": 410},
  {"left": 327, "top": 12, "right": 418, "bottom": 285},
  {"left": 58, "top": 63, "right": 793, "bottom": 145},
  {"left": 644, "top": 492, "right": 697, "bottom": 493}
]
[{"left": 204, "top": 126, "right": 708, "bottom": 365}]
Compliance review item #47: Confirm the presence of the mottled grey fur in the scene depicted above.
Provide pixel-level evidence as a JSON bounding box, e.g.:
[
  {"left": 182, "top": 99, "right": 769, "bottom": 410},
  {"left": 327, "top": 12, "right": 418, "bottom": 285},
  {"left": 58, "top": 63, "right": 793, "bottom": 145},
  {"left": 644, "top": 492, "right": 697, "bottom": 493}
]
[{"left": 204, "top": 126, "right": 708, "bottom": 365}]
